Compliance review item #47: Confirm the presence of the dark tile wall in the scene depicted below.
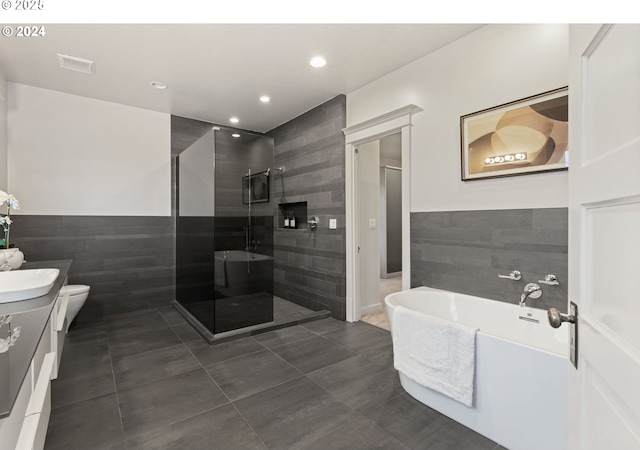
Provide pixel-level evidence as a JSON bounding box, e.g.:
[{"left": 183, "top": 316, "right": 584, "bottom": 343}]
[
  {"left": 175, "top": 216, "right": 215, "bottom": 306},
  {"left": 410, "top": 208, "right": 568, "bottom": 311},
  {"left": 214, "top": 131, "right": 274, "bottom": 218},
  {"left": 213, "top": 215, "right": 274, "bottom": 256},
  {"left": 11, "top": 215, "right": 174, "bottom": 321},
  {"left": 267, "top": 95, "right": 347, "bottom": 320}
]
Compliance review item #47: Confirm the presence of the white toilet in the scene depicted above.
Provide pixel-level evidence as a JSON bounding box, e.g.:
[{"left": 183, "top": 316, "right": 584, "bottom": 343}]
[{"left": 59, "top": 285, "right": 90, "bottom": 333}]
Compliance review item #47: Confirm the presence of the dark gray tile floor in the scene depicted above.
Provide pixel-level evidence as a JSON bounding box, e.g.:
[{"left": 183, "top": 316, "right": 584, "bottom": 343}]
[{"left": 45, "top": 307, "right": 503, "bottom": 450}]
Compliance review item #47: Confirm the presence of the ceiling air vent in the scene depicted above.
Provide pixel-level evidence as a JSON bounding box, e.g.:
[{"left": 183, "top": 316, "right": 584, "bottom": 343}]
[{"left": 56, "top": 53, "right": 96, "bottom": 75}]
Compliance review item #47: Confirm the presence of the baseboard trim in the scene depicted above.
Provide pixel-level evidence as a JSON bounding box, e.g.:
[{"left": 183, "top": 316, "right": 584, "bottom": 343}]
[{"left": 361, "top": 303, "right": 382, "bottom": 316}]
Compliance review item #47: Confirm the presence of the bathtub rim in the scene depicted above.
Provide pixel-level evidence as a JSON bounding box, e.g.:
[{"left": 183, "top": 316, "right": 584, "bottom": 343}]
[
  {"left": 385, "top": 285, "right": 568, "bottom": 357},
  {"left": 214, "top": 249, "right": 273, "bottom": 262}
]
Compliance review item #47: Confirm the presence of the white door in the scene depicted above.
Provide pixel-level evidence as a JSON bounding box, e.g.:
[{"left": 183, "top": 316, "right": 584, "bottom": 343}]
[
  {"left": 567, "top": 24, "right": 640, "bottom": 448},
  {"left": 356, "top": 141, "right": 381, "bottom": 317}
]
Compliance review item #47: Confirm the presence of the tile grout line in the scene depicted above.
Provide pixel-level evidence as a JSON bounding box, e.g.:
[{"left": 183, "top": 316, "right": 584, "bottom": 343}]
[
  {"left": 227, "top": 399, "right": 270, "bottom": 449},
  {"left": 106, "top": 327, "right": 127, "bottom": 448},
  {"left": 108, "top": 320, "right": 207, "bottom": 445},
  {"left": 173, "top": 326, "right": 273, "bottom": 447},
  {"left": 255, "top": 329, "right": 404, "bottom": 450},
  {"left": 117, "top": 321, "right": 228, "bottom": 444}
]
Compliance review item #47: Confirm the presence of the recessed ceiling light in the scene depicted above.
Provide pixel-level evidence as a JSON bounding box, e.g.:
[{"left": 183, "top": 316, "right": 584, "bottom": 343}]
[
  {"left": 260, "top": 95, "right": 271, "bottom": 103},
  {"left": 232, "top": 133, "right": 241, "bottom": 138},
  {"left": 150, "top": 81, "right": 167, "bottom": 90},
  {"left": 310, "top": 56, "right": 326, "bottom": 68},
  {"left": 230, "top": 117, "right": 239, "bottom": 124}
]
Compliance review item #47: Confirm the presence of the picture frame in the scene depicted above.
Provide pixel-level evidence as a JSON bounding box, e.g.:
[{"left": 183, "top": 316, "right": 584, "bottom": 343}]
[
  {"left": 460, "top": 87, "right": 568, "bottom": 181},
  {"left": 242, "top": 171, "right": 269, "bottom": 204}
]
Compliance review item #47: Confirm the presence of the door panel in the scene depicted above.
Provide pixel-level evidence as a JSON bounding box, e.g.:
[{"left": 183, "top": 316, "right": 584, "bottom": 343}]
[
  {"left": 584, "top": 367, "right": 639, "bottom": 449},
  {"left": 569, "top": 24, "right": 640, "bottom": 449},
  {"left": 586, "top": 200, "right": 640, "bottom": 352},
  {"left": 584, "top": 25, "right": 640, "bottom": 163}
]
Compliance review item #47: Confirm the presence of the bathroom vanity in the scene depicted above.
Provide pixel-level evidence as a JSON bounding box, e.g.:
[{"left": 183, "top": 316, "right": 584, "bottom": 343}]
[{"left": 0, "top": 260, "right": 71, "bottom": 449}]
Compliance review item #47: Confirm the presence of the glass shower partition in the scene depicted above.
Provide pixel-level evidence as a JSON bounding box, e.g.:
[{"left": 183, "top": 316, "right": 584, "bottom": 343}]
[
  {"left": 176, "top": 128, "right": 217, "bottom": 333},
  {"left": 213, "top": 129, "right": 274, "bottom": 334},
  {"left": 176, "top": 127, "right": 274, "bottom": 339}
]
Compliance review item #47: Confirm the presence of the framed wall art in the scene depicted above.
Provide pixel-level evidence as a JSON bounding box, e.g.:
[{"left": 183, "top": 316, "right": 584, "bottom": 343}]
[{"left": 460, "top": 87, "right": 568, "bottom": 181}]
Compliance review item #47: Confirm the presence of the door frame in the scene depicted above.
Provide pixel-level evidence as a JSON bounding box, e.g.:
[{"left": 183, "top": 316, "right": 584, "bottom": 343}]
[{"left": 343, "top": 105, "right": 422, "bottom": 322}]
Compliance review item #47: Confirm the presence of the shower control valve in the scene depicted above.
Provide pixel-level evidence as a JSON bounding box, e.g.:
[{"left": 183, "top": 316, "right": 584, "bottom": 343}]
[{"left": 307, "top": 216, "right": 319, "bottom": 230}]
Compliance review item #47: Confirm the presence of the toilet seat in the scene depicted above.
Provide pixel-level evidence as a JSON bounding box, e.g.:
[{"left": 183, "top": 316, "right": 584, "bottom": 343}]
[{"left": 60, "top": 285, "right": 90, "bottom": 296}]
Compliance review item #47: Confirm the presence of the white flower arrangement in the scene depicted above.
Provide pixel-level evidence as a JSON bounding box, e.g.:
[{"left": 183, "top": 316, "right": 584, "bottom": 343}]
[{"left": 0, "top": 190, "right": 20, "bottom": 250}]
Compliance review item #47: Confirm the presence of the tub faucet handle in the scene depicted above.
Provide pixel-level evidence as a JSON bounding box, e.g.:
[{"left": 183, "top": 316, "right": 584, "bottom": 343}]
[
  {"left": 498, "top": 270, "right": 521, "bottom": 281},
  {"left": 538, "top": 274, "right": 559, "bottom": 286}
]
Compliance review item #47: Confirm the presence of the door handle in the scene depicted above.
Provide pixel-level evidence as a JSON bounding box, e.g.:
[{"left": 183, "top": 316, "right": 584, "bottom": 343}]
[
  {"left": 547, "top": 307, "right": 576, "bottom": 328},
  {"left": 548, "top": 302, "right": 578, "bottom": 369}
]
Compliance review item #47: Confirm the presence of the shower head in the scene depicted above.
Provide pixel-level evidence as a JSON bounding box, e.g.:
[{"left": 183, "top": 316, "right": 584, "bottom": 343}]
[{"left": 265, "top": 166, "right": 285, "bottom": 176}]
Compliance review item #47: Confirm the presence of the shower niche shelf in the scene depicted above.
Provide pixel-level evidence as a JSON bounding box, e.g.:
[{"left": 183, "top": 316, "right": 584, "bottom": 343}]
[{"left": 278, "top": 202, "right": 307, "bottom": 229}]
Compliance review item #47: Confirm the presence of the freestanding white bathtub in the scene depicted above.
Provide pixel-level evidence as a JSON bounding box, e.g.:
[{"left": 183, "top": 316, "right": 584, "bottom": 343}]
[
  {"left": 385, "top": 286, "right": 568, "bottom": 450},
  {"left": 214, "top": 250, "right": 273, "bottom": 298}
]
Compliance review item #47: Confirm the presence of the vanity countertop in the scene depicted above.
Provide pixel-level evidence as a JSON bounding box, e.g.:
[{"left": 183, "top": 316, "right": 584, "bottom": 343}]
[{"left": 0, "top": 259, "right": 72, "bottom": 418}]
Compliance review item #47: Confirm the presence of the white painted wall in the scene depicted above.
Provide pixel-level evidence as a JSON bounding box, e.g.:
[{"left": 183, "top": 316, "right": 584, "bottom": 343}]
[
  {"left": 347, "top": 24, "right": 569, "bottom": 212},
  {"left": 358, "top": 139, "right": 381, "bottom": 314},
  {"left": 7, "top": 83, "right": 170, "bottom": 216},
  {"left": 0, "top": 70, "right": 7, "bottom": 191}
]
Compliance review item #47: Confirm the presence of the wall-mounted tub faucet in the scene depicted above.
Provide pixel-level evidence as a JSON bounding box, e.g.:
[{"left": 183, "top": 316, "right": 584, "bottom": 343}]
[{"left": 520, "top": 283, "right": 542, "bottom": 307}]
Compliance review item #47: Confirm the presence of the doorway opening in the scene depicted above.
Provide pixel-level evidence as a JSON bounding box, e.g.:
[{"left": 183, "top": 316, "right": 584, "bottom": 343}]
[
  {"left": 357, "top": 134, "right": 403, "bottom": 330},
  {"left": 343, "top": 105, "right": 420, "bottom": 324},
  {"left": 343, "top": 105, "right": 422, "bottom": 322}
]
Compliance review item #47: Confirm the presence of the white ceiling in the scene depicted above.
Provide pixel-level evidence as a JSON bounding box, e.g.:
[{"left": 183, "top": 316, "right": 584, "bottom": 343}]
[{"left": 0, "top": 24, "right": 484, "bottom": 133}]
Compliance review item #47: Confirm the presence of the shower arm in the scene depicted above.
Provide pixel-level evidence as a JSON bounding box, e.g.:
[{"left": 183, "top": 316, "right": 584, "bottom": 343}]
[{"left": 265, "top": 166, "right": 285, "bottom": 176}]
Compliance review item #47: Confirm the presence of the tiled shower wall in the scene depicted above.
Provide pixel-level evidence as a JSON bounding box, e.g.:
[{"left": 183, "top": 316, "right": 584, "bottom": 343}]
[
  {"left": 267, "top": 95, "right": 347, "bottom": 319},
  {"left": 172, "top": 95, "right": 347, "bottom": 320},
  {"left": 410, "top": 208, "right": 568, "bottom": 311}
]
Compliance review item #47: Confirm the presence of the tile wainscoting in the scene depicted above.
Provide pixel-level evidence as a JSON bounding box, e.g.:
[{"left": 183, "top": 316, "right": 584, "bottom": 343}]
[
  {"left": 410, "top": 208, "right": 568, "bottom": 311},
  {"left": 11, "top": 215, "right": 174, "bottom": 321}
]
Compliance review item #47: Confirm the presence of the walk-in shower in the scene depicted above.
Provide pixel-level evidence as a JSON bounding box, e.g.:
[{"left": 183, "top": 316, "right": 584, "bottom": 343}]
[{"left": 175, "top": 126, "right": 275, "bottom": 339}]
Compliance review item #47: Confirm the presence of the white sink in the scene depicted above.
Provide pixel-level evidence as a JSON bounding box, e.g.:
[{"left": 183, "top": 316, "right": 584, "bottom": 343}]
[{"left": 0, "top": 268, "right": 60, "bottom": 303}]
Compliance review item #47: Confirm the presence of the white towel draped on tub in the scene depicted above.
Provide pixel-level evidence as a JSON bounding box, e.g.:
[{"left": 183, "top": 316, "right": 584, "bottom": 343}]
[{"left": 392, "top": 305, "right": 478, "bottom": 407}]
